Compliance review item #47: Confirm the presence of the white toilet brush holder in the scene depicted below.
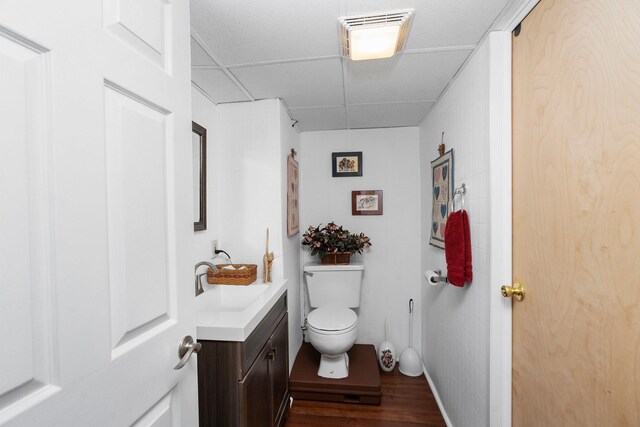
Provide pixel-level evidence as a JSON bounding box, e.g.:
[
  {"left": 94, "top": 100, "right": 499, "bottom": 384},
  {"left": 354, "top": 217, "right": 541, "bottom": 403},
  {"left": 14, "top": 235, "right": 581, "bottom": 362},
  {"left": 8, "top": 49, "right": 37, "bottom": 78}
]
[
  {"left": 399, "top": 299, "right": 422, "bottom": 377},
  {"left": 377, "top": 318, "right": 396, "bottom": 372}
]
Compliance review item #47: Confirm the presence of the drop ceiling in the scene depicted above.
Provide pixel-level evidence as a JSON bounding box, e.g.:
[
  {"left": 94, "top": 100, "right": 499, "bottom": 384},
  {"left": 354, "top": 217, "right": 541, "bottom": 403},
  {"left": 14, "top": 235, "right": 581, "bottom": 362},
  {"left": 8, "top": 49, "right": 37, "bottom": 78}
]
[{"left": 190, "top": 0, "right": 512, "bottom": 132}]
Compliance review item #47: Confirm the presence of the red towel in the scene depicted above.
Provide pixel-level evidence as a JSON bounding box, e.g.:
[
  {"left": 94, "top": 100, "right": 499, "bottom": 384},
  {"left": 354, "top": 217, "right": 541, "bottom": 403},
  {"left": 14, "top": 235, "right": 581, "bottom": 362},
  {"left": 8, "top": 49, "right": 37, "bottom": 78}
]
[
  {"left": 444, "top": 210, "right": 473, "bottom": 287},
  {"left": 462, "top": 211, "right": 473, "bottom": 283}
]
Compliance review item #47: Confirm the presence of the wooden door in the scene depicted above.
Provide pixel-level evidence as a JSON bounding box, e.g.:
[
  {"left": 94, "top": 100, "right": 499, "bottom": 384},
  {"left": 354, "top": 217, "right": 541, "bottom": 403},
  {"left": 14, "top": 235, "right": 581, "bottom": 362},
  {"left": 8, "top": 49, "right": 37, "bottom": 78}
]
[
  {"left": 0, "top": 0, "right": 197, "bottom": 425},
  {"left": 512, "top": 0, "right": 640, "bottom": 425}
]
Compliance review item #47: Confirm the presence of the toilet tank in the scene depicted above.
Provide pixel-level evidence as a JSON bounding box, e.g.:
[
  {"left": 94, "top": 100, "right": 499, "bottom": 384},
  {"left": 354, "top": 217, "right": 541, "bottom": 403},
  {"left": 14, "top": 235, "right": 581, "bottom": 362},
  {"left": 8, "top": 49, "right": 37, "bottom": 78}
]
[{"left": 303, "top": 262, "right": 364, "bottom": 308}]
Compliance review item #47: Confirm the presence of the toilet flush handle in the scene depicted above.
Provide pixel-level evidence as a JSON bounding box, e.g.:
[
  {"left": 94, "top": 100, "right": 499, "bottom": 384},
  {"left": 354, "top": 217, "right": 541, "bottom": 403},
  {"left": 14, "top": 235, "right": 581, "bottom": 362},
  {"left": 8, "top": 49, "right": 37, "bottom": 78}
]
[{"left": 304, "top": 271, "right": 314, "bottom": 278}]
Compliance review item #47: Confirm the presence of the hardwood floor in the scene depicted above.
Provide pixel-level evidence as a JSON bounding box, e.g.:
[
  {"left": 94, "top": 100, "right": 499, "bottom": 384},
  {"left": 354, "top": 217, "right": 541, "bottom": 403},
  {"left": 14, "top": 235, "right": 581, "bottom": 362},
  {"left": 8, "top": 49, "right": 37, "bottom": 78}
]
[{"left": 285, "top": 367, "right": 446, "bottom": 427}]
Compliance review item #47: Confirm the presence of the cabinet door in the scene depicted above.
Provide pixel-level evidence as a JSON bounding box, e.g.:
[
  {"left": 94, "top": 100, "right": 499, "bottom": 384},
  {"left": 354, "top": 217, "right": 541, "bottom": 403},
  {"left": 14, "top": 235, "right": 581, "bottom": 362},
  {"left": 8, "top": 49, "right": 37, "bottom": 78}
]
[
  {"left": 271, "top": 316, "right": 289, "bottom": 426},
  {"left": 239, "top": 343, "right": 272, "bottom": 427}
]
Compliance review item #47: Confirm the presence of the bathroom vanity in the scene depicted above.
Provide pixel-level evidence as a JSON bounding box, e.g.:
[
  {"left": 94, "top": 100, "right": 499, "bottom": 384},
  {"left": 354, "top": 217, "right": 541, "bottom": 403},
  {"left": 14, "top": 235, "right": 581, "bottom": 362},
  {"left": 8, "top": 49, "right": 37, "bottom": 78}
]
[{"left": 196, "top": 281, "right": 289, "bottom": 427}]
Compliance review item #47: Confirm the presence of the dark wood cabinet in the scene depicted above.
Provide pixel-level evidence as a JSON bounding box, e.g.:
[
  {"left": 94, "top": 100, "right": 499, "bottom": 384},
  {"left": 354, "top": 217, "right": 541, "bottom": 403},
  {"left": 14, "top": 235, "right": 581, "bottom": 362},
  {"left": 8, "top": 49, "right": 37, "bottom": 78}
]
[
  {"left": 198, "top": 293, "right": 289, "bottom": 427},
  {"left": 239, "top": 343, "right": 272, "bottom": 426},
  {"left": 269, "top": 316, "right": 289, "bottom": 427}
]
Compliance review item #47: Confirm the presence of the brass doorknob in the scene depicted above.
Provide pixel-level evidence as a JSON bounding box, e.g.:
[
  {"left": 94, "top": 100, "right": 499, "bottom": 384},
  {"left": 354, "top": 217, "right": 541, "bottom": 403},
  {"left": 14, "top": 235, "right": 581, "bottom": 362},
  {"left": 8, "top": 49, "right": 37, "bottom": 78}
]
[{"left": 501, "top": 282, "right": 525, "bottom": 301}]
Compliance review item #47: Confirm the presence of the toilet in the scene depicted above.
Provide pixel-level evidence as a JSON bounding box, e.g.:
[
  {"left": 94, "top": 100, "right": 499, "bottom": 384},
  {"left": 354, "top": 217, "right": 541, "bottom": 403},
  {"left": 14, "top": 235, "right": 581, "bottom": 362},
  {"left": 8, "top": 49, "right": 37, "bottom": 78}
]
[{"left": 303, "top": 262, "right": 364, "bottom": 379}]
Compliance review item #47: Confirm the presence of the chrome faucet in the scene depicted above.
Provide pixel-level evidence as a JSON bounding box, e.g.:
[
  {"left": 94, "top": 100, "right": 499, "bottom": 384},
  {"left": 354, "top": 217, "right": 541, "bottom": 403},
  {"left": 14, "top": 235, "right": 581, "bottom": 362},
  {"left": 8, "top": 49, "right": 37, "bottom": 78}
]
[{"left": 195, "top": 261, "right": 218, "bottom": 296}]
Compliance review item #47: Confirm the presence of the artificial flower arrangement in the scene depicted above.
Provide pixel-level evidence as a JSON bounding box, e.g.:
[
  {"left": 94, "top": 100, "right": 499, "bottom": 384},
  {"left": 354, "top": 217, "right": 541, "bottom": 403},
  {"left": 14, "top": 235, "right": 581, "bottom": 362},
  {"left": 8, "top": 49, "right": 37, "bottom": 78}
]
[{"left": 301, "top": 222, "right": 372, "bottom": 264}]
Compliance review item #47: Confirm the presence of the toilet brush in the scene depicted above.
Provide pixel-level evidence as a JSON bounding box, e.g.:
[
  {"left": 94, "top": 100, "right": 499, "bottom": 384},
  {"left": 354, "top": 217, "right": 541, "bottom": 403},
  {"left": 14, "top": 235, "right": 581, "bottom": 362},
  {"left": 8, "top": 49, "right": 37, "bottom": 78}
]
[
  {"left": 377, "top": 318, "right": 396, "bottom": 372},
  {"left": 399, "top": 299, "right": 422, "bottom": 377}
]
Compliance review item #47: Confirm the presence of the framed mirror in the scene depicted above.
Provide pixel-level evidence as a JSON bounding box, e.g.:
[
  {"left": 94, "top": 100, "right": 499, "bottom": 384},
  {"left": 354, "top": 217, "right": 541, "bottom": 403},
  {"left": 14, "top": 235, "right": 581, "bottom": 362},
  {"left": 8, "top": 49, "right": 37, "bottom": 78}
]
[{"left": 192, "top": 121, "right": 207, "bottom": 231}]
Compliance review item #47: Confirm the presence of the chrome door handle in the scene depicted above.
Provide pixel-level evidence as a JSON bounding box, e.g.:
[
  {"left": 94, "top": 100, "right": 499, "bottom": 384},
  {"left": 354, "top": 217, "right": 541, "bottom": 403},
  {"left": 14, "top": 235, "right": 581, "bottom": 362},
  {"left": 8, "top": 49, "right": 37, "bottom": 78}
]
[{"left": 174, "top": 335, "right": 201, "bottom": 370}]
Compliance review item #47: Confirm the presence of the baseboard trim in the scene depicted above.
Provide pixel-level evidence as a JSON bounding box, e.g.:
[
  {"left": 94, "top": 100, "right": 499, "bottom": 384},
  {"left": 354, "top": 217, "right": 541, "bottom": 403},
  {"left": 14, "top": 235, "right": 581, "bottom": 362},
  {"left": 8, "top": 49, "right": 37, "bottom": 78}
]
[{"left": 423, "top": 364, "right": 453, "bottom": 427}]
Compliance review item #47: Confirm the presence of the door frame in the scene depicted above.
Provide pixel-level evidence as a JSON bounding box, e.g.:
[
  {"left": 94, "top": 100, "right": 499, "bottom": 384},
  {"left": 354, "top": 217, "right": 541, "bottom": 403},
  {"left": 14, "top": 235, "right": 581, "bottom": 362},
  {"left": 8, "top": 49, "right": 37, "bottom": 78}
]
[{"left": 488, "top": 1, "right": 540, "bottom": 426}]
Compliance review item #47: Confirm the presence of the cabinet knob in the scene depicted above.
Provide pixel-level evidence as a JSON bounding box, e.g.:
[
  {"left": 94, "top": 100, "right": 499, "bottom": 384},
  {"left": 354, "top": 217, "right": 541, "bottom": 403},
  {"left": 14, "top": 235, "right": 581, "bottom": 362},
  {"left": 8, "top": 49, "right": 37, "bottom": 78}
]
[{"left": 267, "top": 347, "right": 277, "bottom": 360}]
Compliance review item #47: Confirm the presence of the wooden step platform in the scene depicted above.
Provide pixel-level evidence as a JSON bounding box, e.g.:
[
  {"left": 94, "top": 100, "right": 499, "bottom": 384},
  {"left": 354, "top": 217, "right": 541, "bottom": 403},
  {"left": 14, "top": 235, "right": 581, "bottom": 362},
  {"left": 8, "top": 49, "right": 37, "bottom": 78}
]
[{"left": 289, "top": 343, "right": 381, "bottom": 405}]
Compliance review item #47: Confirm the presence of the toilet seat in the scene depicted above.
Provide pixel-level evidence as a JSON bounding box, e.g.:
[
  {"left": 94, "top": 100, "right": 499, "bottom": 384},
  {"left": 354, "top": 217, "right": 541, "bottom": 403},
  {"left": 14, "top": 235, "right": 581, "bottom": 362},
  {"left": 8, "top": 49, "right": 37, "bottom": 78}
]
[
  {"left": 307, "top": 305, "right": 357, "bottom": 334},
  {"left": 308, "top": 321, "right": 358, "bottom": 336}
]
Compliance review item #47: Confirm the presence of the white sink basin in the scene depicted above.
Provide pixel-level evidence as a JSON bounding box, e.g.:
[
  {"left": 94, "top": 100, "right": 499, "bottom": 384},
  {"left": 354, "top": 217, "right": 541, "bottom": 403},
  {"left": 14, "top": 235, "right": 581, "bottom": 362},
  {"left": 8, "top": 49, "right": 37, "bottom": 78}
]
[
  {"left": 196, "top": 280, "right": 287, "bottom": 342},
  {"left": 196, "top": 284, "right": 269, "bottom": 312}
]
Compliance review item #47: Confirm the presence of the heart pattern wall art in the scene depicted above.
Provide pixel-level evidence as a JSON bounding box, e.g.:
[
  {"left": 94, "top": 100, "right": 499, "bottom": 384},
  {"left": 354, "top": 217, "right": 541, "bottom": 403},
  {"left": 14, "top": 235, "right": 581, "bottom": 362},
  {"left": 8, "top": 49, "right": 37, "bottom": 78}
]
[{"left": 429, "top": 149, "right": 454, "bottom": 249}]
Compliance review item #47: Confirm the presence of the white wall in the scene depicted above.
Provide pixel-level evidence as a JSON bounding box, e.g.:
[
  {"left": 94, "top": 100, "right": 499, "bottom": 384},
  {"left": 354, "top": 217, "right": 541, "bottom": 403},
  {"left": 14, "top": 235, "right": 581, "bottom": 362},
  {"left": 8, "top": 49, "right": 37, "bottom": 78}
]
[
  {"left": 213, "top": 98, "right": 302, "bottom": 367},
  {"left": 278, "top": 101, "right": 303, "bottom": 366},
  {"left": 299, "top": 127, "right": 421, "bottom": 355},
  {"left": 191, "top": 86, "right": 219, "bottom": 264},
  {"left": 215, "top": 99, "right": 284, "bottom": 279},
  {"left": 419, "top": 35, "right": 495, "bottom": 427}
]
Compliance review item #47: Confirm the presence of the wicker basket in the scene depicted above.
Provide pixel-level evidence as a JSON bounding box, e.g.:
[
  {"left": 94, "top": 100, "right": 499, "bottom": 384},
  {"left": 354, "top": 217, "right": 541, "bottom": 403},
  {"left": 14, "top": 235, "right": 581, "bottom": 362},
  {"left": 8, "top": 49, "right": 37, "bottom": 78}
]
[
  {"left": 207, "top": 264, "right": 257, "bottom": 286},
  {"left": 321, "top": 252, "right": 351, "bottom": 265}
]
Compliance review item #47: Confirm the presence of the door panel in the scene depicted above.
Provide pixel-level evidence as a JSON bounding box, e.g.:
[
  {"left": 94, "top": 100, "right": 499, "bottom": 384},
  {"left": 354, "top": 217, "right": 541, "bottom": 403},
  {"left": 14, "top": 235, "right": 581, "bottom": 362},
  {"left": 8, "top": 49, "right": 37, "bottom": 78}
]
[
  {"left": 240, "top": 345, "right": 272, "bottom": 427},
  {"left": 0, "top": 27, "right": 59, "bottom": 417},
  {"left": 0, "top": 0, "right": 196, "bottom": 425},
  {"left": 271, "top": 317, "right": 289, "bottom": 424},
  {"left": 512, "top": 0, "right": 640, "bottom": 425},
  {"left": 131, "top": 389, "right": 177, "bottom": 427},
  {"left": 104, "top": 81, "right": 175, "bottom": 357},
  {"left": 103, "top": 0, "right": 171, "bottom": 69}
]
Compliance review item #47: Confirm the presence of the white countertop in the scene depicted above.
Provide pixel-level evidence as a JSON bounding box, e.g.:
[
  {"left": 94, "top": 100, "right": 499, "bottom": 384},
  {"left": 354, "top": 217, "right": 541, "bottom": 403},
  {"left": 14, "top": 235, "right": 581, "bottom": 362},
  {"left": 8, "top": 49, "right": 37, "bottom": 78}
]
[{"left": 196, "top": 279, "right": 288, "bottom": 341}]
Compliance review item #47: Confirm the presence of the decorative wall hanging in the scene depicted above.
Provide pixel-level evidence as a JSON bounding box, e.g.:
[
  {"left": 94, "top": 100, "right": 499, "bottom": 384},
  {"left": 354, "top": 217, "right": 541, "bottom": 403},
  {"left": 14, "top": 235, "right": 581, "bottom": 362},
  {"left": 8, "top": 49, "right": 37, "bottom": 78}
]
[
  {"left": 352, "top": 190, "right": 383, "bottom": 215},
  {"left": 287, "top": 151, "right": 299, "bottom": 236},
  {"left": 429, "top": 149, "right": 454, "bottom": 249},
  {"left": 332, "top": 151, "right": 362, "bottom": 177}
]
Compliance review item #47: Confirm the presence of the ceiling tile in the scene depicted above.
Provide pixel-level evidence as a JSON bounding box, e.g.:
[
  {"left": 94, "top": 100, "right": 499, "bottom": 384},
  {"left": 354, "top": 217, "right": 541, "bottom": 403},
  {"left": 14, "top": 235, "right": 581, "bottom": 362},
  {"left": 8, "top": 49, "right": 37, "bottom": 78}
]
[
  {"left": 188, "top": 0, "right": 513, "bottom": 131},
  {"left": 348, "top": 102, "right": 433, "bottom": 129},
  {"left": 230, "top": 59, "right": 344, "bottom": 109},
  {"left": 191, "top": 37, "right": 217, "bottom": 66},
  {"left": 346, "top": 50, "right": 471, "bottom": 104},
  {"left": 191, "top": 69, "right": 250, "bottom": 104},
  {"left": 289, "top": 107, "right": 346, "bottom": 132},
  {"left": 344, "top": 0, "right": 511, "bottom": 49},
  {"left": 190, "top": 0, "right": 342, "bottom": 65}
]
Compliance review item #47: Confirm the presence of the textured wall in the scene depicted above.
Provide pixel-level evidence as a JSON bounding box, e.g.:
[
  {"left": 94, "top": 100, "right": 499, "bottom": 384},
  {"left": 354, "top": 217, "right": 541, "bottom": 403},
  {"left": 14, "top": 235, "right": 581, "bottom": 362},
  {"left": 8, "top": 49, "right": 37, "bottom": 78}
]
[
  {"left": 211, "top": 98, "right": 302, "bottom": 368},
  {"left": 215, "top": 99, "right": 284, "bottom": 279},
  {"left": 278, "top": 101, "right": 303, "bottom": 366},
  {"left": 419, "top": 35, "right": 493, "bottom": 427},
  {"left": 299, "top": 127, "right": 421, "bottom": 356}
]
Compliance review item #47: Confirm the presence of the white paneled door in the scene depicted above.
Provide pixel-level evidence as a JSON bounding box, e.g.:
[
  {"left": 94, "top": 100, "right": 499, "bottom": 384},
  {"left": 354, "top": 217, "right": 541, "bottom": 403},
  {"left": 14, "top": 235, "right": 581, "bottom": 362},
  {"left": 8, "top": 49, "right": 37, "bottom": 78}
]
[{"left": 0, "top": 0, "right": 197, "bottom": 425}]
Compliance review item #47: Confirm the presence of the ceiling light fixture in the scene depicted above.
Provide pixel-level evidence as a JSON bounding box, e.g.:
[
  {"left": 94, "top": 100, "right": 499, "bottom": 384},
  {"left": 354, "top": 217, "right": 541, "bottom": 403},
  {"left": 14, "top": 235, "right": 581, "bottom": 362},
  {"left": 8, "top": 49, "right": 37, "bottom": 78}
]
[{"left": 339, "top": 10, "right": 414, "bottom": 61}]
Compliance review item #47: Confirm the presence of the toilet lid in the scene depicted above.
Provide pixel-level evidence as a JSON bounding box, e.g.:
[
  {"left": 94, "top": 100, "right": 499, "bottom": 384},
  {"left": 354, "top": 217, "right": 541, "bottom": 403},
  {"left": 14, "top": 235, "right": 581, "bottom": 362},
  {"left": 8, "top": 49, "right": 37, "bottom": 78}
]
[{"left": 307, "top": 305, "right": 357, "bottom": 331}]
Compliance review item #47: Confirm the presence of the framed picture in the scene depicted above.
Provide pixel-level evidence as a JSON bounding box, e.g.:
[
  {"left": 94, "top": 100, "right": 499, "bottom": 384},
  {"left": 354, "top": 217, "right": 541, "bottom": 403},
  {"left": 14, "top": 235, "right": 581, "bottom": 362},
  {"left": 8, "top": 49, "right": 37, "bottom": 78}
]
[
  {"left": 429, "top": 149, "right": 454, "bottom": 249},
  {"left": 352, "top": 190, "right": 383, "bottom": 215},
  {"left": 192, "top": 121, "right": 207, "bottom": 231},
  {"left": 287, "top": 154, "right": 299, "bottom": 236},
  {"left": 332, "top": 151, "right": 362, "bottom": 177}
]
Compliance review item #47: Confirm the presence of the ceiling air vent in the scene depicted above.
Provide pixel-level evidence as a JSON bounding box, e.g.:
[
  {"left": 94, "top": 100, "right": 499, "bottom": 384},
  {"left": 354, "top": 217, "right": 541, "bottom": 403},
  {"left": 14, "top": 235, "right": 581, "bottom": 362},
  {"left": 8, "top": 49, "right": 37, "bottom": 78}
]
[{"left": 339, "top": 10, "right": 414, "bottom": 61}]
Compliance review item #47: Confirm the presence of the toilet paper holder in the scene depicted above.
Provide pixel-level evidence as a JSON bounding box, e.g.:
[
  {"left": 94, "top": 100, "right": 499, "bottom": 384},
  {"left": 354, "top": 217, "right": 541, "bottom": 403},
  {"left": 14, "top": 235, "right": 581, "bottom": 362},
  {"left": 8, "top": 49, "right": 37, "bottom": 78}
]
[{"left": 429, "top": 269, "right": 448, "bottom": 284}]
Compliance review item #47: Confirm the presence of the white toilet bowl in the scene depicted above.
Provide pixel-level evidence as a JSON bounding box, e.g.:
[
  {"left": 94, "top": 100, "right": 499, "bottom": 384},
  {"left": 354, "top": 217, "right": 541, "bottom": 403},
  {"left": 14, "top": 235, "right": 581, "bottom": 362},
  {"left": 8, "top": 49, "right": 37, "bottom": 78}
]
[{"left": 307, "top": 304, "right": 358, "bottom": 379}]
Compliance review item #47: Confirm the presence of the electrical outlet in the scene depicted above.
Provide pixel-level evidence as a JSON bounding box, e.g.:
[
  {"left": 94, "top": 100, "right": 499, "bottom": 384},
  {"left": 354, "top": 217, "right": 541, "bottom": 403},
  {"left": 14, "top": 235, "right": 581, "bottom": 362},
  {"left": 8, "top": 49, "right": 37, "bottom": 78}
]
[{"left": 211, "top": 240, "right": 218, "bottom": 258}]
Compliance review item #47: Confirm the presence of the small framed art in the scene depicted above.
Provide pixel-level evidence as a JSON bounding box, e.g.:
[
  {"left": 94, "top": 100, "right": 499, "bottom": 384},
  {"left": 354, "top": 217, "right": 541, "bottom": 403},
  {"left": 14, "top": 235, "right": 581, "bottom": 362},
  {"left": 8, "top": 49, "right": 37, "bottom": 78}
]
[
  {"left": 352, "top": 190, "right": 383, "bottom": 215},
  {"left": 332, "top": 152, "right": 362, "bottom": 177}
]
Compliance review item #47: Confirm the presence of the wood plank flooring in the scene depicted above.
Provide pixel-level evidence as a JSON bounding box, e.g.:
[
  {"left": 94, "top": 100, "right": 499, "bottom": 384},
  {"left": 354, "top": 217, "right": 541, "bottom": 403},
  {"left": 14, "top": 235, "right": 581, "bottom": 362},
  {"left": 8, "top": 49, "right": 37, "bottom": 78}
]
[{"left": 285, "top": 367, "right": 446, "bottom": 427}]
